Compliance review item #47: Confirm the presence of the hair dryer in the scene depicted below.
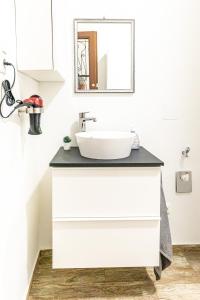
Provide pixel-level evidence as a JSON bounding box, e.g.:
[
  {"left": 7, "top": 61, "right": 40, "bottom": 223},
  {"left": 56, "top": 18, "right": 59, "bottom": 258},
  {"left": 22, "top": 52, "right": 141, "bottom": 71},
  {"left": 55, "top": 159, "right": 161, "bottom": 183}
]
[
  {"left": 16, "top": 95, "right": 44, "bottom": 135},
  {"left": 0, "top": 61, "right": 44, "bottom": 135}
]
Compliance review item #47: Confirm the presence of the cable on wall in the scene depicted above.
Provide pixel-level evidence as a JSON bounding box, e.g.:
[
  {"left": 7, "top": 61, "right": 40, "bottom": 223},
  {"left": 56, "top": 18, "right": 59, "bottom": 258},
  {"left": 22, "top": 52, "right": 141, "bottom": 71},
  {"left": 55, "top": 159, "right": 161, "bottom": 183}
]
[
  {"left": 0, "top": 61, "right": 22, "bottom": 118},
  {"left": 0, "top": 60, "right": 44, "bottom": 135}
]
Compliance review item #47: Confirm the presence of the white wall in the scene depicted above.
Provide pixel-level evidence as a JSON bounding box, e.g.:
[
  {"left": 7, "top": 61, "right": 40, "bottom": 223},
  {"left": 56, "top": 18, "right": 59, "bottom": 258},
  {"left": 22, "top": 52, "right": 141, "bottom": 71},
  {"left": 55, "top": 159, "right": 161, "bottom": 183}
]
[
  {"left": 38, "top": 0, "right": 200, "bottom": 248},
  {"left": 0, "top": 1, "right": 40, "bottom": 299}
]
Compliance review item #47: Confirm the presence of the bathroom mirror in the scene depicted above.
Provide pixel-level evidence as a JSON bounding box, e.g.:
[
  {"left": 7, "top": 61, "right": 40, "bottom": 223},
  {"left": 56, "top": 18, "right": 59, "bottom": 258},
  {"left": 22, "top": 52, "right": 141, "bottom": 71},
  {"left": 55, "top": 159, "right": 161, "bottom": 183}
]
[{"left": 74, "top": 19, "right": 135, "bottom": 93}]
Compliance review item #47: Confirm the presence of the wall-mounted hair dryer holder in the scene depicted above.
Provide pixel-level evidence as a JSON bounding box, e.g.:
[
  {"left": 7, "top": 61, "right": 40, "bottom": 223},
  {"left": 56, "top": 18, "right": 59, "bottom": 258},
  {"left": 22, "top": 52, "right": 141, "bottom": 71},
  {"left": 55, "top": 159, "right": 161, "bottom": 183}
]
[
  {"left": 0, "top": 60, "right": 44, "bottom": 135},
  {"left": 18, "top": 107, "right": 44, "bottom": 114},
  {"left": 18, "top": 102, "right": 44, "bottom": 135}
]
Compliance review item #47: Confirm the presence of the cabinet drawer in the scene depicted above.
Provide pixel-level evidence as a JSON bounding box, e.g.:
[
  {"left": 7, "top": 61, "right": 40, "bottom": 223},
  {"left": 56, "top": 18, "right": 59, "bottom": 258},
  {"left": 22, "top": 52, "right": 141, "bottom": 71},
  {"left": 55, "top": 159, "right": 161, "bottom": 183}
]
[
  {"left": 53, "top": 218, "right": 160, "bottom": 268},
  {"left": 52, "top": 167, "right": 160, "bottom": 218}
]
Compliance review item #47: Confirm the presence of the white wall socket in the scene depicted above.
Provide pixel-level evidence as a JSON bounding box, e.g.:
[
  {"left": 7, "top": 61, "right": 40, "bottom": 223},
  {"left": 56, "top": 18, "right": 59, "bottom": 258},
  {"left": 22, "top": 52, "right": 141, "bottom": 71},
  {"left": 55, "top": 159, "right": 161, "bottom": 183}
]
[{"left": 0, "top": 50, "right": 7, "bottom": 74}]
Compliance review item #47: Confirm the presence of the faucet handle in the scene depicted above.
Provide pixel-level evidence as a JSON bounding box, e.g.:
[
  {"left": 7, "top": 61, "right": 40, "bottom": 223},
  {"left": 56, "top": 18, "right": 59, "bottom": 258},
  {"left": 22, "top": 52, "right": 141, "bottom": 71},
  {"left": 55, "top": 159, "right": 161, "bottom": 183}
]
[{"left": 79, "top": 112, "right": 89, "bottom": 118}]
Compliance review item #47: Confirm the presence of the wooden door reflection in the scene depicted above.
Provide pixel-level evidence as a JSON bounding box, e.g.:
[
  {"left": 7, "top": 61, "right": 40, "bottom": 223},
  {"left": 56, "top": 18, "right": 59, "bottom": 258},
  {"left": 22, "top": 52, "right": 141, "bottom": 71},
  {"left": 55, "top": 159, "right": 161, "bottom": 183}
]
[{"left": 78, "top": 31, "right": 98, "bottom": 90}]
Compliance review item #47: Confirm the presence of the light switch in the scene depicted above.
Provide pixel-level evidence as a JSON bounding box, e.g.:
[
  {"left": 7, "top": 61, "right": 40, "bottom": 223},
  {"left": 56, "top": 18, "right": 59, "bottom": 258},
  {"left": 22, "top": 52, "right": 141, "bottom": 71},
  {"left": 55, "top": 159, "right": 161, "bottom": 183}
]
[{"left": 176, "top": 171, "right": 192, "bottom": 193}]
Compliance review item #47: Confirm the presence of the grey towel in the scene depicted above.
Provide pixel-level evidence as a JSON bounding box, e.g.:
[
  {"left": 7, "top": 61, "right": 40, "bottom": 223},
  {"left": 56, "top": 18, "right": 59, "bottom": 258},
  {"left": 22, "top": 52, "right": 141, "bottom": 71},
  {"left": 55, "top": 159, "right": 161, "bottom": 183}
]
[{"left": 154, "top": 181, "right": 173, "bottom": 280}]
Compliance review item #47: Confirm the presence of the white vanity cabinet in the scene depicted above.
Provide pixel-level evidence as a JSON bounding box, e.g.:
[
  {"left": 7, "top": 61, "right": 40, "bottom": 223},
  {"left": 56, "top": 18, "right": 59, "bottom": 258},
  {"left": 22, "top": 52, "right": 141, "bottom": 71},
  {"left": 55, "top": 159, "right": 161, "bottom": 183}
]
[
  {"left": 51, "top": 146, "right": 163, "bottom": 269},
  {"left": 15, "top": 0, "right": 64, "bottom": 81}
]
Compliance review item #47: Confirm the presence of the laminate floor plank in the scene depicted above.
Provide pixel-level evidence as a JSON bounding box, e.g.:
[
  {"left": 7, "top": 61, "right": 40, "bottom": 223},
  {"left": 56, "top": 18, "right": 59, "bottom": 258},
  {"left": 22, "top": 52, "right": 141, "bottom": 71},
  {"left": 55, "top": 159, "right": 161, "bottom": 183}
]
[{"left": 29, "top": 246, "right": 200, "bottom": 300}]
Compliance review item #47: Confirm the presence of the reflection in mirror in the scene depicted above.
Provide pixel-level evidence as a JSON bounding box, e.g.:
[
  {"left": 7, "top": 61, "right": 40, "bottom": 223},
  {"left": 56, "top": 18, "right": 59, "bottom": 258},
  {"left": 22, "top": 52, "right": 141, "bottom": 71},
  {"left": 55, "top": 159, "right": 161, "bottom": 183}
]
[{"left": 74, "top": 19, "right": 135, "bottom": 93}]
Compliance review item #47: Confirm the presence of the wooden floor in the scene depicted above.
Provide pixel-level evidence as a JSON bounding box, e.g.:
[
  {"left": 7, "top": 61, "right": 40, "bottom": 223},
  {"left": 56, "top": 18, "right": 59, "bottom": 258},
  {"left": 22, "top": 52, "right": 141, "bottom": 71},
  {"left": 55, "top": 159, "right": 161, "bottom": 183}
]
[{"left": 29, "top": 246, "right": 200, "bottom": 299}]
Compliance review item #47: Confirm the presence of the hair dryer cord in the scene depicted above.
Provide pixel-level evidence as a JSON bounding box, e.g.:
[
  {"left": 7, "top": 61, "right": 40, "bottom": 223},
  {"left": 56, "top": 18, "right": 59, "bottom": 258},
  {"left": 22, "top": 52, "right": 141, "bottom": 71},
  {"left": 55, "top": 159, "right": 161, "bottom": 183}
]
[{"left": 0, "top": 62, "right": 21, "bottom": 118}]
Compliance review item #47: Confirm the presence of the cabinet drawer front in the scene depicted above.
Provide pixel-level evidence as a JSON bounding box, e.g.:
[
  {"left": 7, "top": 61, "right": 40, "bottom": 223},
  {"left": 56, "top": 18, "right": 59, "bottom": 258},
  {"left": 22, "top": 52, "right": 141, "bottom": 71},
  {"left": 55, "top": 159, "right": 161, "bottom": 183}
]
[
  {"left": 52, "top": 167, "right": 160, "bottom": 218},
  {"left": 53, "top": 219, "right": 160, "bottom": 268}
]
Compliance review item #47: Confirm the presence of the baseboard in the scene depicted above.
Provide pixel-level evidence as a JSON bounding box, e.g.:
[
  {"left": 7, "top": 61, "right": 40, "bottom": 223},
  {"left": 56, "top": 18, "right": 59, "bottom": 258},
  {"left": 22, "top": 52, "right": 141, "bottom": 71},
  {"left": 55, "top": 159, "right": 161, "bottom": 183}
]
[
  {"left": 172, "top": 242, "right": 200, "bottom": 246},
  {"left": 24, "top": 249, "right": 40, "bottom": 300}
]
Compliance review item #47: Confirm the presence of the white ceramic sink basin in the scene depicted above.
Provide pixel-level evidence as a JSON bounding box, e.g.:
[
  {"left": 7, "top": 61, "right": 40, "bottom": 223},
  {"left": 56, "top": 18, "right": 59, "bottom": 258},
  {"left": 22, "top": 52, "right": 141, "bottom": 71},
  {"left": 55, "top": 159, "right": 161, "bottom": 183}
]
[{"left": 75, "top": 131, "right": 134, "bottom": 160}]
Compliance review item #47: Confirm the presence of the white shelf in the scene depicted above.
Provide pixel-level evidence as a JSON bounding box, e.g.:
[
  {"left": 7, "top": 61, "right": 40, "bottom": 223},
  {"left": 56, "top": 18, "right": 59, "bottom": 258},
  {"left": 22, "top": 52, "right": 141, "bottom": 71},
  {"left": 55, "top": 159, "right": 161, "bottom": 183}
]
[
  {"left": 15, "top": 0, "right": 64, "bottom": 82},
  {"left": 18, "top": 70, "right": 64, "bottom": 82}
]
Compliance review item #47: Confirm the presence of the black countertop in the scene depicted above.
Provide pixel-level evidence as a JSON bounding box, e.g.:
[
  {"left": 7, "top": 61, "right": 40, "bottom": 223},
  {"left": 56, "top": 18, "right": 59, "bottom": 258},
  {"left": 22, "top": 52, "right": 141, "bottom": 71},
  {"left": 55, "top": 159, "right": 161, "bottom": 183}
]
[{"left": 49, "top": 147, "right": 164, "bottom": 168}]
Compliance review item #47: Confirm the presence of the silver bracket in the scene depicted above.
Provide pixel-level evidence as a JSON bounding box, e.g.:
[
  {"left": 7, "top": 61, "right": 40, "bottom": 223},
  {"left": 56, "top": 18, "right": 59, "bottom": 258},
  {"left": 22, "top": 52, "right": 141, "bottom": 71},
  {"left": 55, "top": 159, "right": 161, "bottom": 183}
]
[
  {"left": 182, "top": 147, "right": 190, "bottom": 157},
  {"left": 18, "top": 107, "right": 44, "bottom": 117},
  {"left": 18, "top": 107, "right": 44, "bottom": 114}
]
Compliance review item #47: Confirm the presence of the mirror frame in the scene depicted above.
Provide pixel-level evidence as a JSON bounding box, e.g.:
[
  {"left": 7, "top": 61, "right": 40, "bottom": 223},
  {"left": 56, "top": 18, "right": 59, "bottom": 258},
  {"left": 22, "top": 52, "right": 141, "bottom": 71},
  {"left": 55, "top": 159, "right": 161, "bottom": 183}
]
[{"left": 74, "top": 19, "right": 135, "bottom": 93}]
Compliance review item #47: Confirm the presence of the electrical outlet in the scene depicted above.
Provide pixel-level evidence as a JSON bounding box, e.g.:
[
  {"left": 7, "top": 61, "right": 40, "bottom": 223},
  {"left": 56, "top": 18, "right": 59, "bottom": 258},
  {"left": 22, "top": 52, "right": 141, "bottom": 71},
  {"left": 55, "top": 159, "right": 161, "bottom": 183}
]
[{"left": 0, "top": 50, "right": 6, "bottom": 74}]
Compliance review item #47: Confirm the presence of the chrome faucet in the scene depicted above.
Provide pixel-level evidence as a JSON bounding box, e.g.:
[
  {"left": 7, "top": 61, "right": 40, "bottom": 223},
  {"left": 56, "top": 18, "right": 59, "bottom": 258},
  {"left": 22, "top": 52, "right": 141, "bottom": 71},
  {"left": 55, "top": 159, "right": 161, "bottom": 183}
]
[{"left": 79, "top": 112, "right": 97, "bottom": 132}]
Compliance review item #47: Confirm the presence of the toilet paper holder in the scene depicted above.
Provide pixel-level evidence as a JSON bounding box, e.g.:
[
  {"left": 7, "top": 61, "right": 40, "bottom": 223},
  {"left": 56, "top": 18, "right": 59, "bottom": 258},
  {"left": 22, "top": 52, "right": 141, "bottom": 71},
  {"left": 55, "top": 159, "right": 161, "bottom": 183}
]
[{"left": 176, "top": 171, "right": 192, "bottom": 193}]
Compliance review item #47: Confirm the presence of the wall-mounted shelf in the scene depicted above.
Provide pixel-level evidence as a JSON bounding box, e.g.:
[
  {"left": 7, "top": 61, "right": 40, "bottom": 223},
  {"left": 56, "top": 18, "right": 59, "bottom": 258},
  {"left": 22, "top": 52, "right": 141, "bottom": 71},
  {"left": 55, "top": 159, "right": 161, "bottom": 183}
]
[
  {"left": 15, "top": 0, "right": 64, "bottom": 82},
  {"left": 17, "top": 70, "right": 64, "bottom": 82}
]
